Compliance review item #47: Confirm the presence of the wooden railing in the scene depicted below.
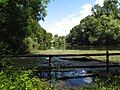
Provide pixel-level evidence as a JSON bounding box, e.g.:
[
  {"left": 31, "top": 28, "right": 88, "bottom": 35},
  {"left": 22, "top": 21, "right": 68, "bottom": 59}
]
[
  {"left": 11, "top": 51, "right": 120, "bottom": 79},
  {"left": 15, "top": 51, "right": 120, "bottom": 73}
]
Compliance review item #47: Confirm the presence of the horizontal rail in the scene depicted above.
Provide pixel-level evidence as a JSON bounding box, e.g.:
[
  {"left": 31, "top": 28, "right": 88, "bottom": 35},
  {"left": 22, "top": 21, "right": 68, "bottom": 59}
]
[
  {"left": 56, "top": 73, "right": 120, "bottom": 80},
  {"left": 39, "top": 74, "right": 96, "bottom": 80},
  {"left": 36, "top": 65, "right": 120, "bottom": 69},
  {"left": 56, "top": 74, "right": 96, "bottom": 80},
  {"left": 13, "top": 53, "right": 120, "bottom": 57},
  {"left": 53, "top": 65, "right": 120, "bottom": 69}
]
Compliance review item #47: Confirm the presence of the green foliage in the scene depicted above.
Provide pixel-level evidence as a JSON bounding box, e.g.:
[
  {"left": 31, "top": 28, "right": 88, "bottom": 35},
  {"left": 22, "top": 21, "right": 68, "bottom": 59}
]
[
  {"left": 0, "top": 0, "right": 8, "bottom": 5},
  {"left": 0, "top": 58, "right": 53, "bottom": 90},
  {"left": 24, "top": 37, "right": 40, "bottom": 51},
  {"left": 0, "top": 69, "right": 53, "bottom": 90},
  {"left": 45, "top": 33, "right": 53, "bottom": 49},
  {"left": 66, "top": 0, "right": 120, "bottom": 48},
  {"left": 52, "top": 35, "right": 66, "bottom": 49},
  {"left": 25, "top": 17, "right": 53, "bottom": 50},
  {"left": 0, "top": 0, "right": 51, "bottom": 55}
]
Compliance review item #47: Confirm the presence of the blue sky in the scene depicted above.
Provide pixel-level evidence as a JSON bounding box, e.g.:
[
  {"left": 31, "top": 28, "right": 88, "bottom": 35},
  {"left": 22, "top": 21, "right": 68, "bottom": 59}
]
[{"left": 39, "top": 0, "right": 104, "bottom": 36}]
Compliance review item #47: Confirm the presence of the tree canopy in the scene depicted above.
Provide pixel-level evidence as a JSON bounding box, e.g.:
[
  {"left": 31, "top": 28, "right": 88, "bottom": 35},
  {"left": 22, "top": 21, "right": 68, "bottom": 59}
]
[
  {"left": 0, "top": 0, "right": 52, "bottom": 55},
  {"left": 66, "top": 0, "right": 120, "bottom": 48}
]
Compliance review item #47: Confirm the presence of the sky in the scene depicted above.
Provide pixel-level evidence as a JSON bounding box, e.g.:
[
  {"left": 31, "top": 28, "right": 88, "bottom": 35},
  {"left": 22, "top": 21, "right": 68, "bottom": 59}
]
[{"left": 39, "top": 0, "right": 104, "bottom": 36}]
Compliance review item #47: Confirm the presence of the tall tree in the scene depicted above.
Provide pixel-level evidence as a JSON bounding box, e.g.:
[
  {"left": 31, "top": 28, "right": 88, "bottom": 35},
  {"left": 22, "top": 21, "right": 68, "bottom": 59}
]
[
  {"left": 0, "top": 0, "right": 50, "bottom": 54},
  {"left": 92, "top": 0, "right": 120, "bottom": 45},
  {"left": 66, "top": 0, "right": 120, "bottom": 48}
]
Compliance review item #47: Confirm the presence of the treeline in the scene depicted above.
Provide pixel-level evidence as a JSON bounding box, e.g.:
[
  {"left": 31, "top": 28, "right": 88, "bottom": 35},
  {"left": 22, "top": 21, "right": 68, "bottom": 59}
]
[
  {"left": 0, "top": 0, "right": 52, "bottom": 55},
  {"left": 66, "top": 0, "right": 120, "bottom": 47},
  {"left": 52, "top": 35, "right": 66, "bottom": 49}
]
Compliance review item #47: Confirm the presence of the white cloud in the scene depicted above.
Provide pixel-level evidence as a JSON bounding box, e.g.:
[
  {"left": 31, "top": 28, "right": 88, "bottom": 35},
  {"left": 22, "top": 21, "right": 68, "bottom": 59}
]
[
  {"left": 42, "top": 4, "right": 92, "bottom": 36},
  {"left": 79, "top": 4, "right": 92, "bottom": 19},
  {"left": 95, "top": 0, "right": 104, "bottom": 6},
  {"left": 41, "top": 0, "right": 105, "bottom": 36}
]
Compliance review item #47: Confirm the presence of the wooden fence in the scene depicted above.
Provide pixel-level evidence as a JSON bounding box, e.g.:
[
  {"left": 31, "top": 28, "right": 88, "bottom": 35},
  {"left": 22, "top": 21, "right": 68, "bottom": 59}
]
[
  {"left": 16, "top": 51, "right": 120, "bottom": 73},
  {"left": 11, "top": 51, "right": 120, "bottom": 79}
]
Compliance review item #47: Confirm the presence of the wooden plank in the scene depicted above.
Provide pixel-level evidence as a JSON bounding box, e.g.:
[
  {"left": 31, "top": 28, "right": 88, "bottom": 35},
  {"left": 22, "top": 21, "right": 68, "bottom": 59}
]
[
  {"left": 56, "top": 74, "right": 96, "bottom": 80},
  {"left": 14, "top": 53, "right": 120, "bottom": 57},
  {"left": 109, "top": 53, "right": 120, "bottom": 56},
  {"left": 41, "top": 74, "right": 96, "bottom": 80},
  {"left": 48, "top": 56, "right": 52, "bottom": 78},
  {"left": 48, "top": 56, "right": 52, "bottom": 67},
  {"left": 53, "top": 65, "right": 120, "bottom": 69},
  {"left": 36, "top": 65, "right": 120, "bottom": 70},
  {"left": 106, "top": 51, "right": 109, "bottom": 73}
]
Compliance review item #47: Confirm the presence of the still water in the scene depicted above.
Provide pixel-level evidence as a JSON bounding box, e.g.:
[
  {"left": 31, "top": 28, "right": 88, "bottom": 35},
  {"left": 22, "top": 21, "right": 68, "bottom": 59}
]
[
  {"left": 37, "top": 68, "right": 95, "bottom": 88},
  {"left": 12, "top": 56, "right": 119, "bottom": 89},
  {"left": 33, "top": 57, "right": 108, "bottom": 88}
]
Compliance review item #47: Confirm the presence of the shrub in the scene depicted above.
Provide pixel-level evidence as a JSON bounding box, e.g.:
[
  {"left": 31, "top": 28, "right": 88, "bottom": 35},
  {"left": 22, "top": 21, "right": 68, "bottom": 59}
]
[{"left": 0, "top": 58, "right": 53, "bottom": 90}]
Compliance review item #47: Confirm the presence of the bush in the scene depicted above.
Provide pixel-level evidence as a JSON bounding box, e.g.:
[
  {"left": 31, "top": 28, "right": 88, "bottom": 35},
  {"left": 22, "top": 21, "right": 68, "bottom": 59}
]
[{"left": 0, "top": 58, "right": 53, "bottom": 90}]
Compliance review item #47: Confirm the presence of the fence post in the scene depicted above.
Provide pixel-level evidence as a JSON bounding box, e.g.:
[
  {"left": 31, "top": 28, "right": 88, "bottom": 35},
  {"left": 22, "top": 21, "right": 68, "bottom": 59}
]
[
  {"left": 48, "top": 56, "right": 52, "bottom": 78},
  {"left": 49, "top": 56, "right": 52, "bottom": 68},
  {"left": 106, "top": 51, "right": 109, "bottom": 73}
]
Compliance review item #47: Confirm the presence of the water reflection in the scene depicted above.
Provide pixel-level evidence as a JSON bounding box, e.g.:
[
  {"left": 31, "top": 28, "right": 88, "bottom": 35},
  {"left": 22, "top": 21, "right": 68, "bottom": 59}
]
[
  {"left": 37, "top": 68, "right": 95, "bottom": 88},
  {"left": 12, "top": 56, "right": 119, "bottom": 88},
  {"left": 37, "top": 69, "right": 88, "bottom": 78},
  {"left": 65, "top": 77, "right": 94, "bottom": 87},
  {"left": 83, "top": 77, "right": 93, "bottom": 83},
  {"left": 34, "top": 56, "right": 119, "bottom": 88}
]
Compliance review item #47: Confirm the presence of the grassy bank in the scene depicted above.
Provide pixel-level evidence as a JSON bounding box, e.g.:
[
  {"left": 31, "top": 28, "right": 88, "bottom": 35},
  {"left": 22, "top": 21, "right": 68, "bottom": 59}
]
[{"left": 31, "top": 50, "right": 120, "bottom": 54}]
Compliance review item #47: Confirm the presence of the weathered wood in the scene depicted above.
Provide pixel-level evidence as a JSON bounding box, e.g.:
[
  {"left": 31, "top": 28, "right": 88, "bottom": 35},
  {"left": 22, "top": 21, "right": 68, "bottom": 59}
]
[
  {"left": 11, "top": 51, "right": 120, "bottom": 78},
  {"left": 48, "top": 56, "right": 52, "bottom": 78},
  {"left": 56, "top": 74, "right": 96, "bottom": 80},
  {"left": 42, "top": 74, "right": 96, "bottom": 80},
  {"left": 36, "top": 65, "right": 120, "bottom": 70},
  {"left": 13, "top": 52, "right": 120, "bottom": 57},
  {"left": 48, "top": 56, "right": 52, "bottom": 67},
  {"left": 106, "top": 51, "right": 109, "bottom": 73}
]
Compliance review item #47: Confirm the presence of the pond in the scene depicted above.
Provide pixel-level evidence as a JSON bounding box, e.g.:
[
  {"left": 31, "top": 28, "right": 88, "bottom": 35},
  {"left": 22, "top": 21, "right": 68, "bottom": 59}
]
[
  {"left": 11, "top": 56, "right": 120, "bottom": 89},
  {"left": 36, "top": 68, "right": 95, "bottom": 89}
]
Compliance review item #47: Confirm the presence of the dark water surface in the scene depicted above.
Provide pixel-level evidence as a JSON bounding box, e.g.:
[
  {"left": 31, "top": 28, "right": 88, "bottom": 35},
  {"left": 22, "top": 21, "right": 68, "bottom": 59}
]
[
  {"left": 37, "top": 68, "right": 95, "bottom": 88},
  {"left": 12, "top": 56, "right": 120, "bottom": 89},
  {"left": 34, "top": 57, "right": 119, "bottom": 88}
]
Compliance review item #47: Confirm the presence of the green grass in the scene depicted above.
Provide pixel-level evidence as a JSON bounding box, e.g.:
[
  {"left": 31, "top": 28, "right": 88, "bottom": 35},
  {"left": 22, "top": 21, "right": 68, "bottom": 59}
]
[
  {"left": 31, "top": 50, "right": 119, "bottom": 54},
  {"left": 91, "top": 56, "right": 120, "bottom": 62}
]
